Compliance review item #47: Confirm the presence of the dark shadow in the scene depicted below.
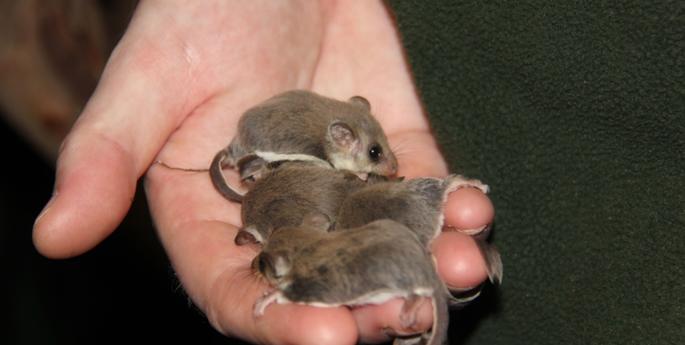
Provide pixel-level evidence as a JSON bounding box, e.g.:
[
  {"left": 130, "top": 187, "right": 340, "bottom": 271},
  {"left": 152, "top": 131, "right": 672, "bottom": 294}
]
[
  {"left": 0, "top": 116, "right": 249, "bottom": 344},
  {"left": 449, "top": 283, "right": 502, "bottom": 344}
]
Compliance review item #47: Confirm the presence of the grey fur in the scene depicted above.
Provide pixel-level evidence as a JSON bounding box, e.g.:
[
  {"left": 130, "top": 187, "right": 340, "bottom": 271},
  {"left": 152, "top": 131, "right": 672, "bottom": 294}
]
[
  {"left": 211, "top": 90, "right": 398, "bottom": 202},
  {"left": 336, "top": 175, "right": 503, "bottom": 285},
  {"left": 237, "top": 161, "right": 370, "bottom": 245},
  {"left": 255, "top": 219, "right": 449, "bottom": 345}
]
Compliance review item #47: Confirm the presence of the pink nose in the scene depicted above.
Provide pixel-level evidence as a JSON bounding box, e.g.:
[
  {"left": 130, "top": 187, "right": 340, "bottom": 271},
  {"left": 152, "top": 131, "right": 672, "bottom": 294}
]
[{"left": 382, "top": 159, "right": 398, "bottom": 176}]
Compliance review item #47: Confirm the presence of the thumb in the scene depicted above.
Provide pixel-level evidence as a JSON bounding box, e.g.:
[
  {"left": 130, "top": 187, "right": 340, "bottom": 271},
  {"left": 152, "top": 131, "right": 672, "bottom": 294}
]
[
  {"left": 32, "top": 128, "right": 139, "bottom": 258},
  {"left": 32, "top": 10, "right": 208, "bottom": 258}
]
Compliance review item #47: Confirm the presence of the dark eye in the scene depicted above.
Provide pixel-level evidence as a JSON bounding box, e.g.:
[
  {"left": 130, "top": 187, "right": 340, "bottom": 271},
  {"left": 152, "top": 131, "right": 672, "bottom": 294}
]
[
  {"left": 368, "top": 144, "right": 383, "bottom": 162},
  {"left": 258, "top": 255, "right": 270, "bottom": 274}
]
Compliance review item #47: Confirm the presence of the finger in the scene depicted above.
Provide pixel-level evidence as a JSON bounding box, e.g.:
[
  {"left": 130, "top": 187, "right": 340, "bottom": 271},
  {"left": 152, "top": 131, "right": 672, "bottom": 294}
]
[
  {"left": 432, "top": 232, "right": 490, "bottom": 290},
  {"left": 32, "top": 133, "right": 137, "bottom": 258},
  {"left": 444, "top": 187, "right": 495, "bottom": 234},
  {"left": 352, "top": 298, "right": 433, "bottom": 344},
  {"left": 32, "top": 7, "right": 212, "bottom": 258},
  {"left": 439, "top": 178, "right": 496, "bottom": 288}
]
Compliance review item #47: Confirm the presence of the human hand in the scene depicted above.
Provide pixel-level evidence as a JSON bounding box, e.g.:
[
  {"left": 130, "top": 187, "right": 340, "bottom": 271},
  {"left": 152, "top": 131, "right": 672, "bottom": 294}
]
[{"left": 32, "top": 1, "right": 494, "bottom": 344}]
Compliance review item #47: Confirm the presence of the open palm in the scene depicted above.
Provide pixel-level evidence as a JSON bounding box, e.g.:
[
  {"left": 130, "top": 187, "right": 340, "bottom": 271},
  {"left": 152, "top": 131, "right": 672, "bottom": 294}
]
[{"left": 33, "top": 2, "right": 494, "bottom": 344}]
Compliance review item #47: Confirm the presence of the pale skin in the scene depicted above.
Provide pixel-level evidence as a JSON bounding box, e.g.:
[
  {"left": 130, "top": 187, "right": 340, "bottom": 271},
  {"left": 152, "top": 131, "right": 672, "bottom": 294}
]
[{"left": 32, "top": 1, "right": 495, "bottom": 344}]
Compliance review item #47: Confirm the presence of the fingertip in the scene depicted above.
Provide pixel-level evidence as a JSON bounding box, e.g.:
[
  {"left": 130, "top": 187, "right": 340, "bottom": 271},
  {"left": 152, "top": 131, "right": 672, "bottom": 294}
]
[
  {"left": 444, "top": 187, "right": 494, "bottom": 232},
  {"left": 432, "top": 232, "right": 489, "bottom": 289}
]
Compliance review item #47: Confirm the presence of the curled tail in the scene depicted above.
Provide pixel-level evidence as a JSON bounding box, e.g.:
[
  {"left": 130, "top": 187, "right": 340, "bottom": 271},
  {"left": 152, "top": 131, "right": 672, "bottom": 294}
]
[
  {"left": 210, "top": 148, "right": 245, "bottom": 203},
  {"left": 427, "top": 284, "right": 449, "bottom": 345}
]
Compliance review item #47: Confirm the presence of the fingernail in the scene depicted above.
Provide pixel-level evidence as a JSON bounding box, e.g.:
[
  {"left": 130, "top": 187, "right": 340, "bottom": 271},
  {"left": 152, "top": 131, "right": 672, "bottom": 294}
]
[
  {"left": 448, "top": 286, "right": 483, "bottom": 306},
  {"left": 448, "top": 223, "right": 491, "bottom": 238},
  {"left": 447, "top": 285, "right": 478, "bottom": 293},
  {"left": 34, "top": 192, "right": 58, "bottom": 228},
  {"left": 381, "top": 327, "right": 398, "bottom": 338}
]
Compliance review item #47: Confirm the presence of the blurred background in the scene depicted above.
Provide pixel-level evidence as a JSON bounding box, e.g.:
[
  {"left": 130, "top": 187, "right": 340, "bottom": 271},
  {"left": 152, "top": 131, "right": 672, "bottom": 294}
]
[{"left": 1, "top": 1, "right": 233, "bottom": 343}]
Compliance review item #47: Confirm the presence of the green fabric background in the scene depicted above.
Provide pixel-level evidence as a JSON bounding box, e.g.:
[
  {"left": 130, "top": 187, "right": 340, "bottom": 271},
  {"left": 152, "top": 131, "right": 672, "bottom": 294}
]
[{"left": 389, "top": 1, "right": 684, "bottom": 344}]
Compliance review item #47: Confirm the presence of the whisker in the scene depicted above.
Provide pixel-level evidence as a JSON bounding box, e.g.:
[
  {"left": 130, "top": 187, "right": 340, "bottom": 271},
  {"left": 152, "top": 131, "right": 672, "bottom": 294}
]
[
  {"left": 389, "top": 140, "right": 419, "bottom": 159},
  {"left": 389, "top": 143, "right": 408, "bottom": 156}
]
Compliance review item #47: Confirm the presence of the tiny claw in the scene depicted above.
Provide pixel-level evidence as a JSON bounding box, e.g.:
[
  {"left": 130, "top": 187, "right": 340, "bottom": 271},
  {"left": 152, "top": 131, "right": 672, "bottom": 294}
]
[{"left": 253, "top": 290, "right": 281, "bottom": 318}]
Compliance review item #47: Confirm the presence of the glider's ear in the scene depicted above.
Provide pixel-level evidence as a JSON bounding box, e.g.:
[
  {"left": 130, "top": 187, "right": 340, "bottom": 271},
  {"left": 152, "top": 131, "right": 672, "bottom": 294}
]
[
  {"left": 348, "top": 95, "right": 371, "bottom": 110},
  {"left": 328, "top": 121, "right": 360, "bottom": 153},
  {"left": 301, "top": 212, "right": 332, "bottom": 232}
]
